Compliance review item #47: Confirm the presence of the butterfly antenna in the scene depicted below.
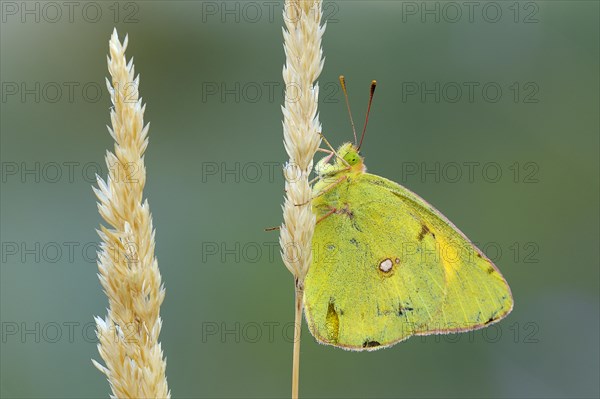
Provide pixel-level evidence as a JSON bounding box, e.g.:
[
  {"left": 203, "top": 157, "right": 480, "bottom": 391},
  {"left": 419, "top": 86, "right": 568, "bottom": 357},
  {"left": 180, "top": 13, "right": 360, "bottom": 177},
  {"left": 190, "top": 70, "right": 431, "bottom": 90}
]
[
  {"left": 339, "top": 75, "right": 358, "bottom": 145},
  {"left": 358, "top": 80, "right": 377, "bottom": 151}
]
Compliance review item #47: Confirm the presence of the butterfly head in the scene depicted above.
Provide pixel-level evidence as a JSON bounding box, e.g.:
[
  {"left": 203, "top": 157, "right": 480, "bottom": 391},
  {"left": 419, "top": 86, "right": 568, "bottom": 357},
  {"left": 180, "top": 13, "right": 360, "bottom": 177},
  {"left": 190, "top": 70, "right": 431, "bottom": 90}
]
[
  {"left": 314, "top": 142, "right": 365, "bottom": 178},
  {"left": 337, "top": 142, "right": 366, "bottom": 174}
]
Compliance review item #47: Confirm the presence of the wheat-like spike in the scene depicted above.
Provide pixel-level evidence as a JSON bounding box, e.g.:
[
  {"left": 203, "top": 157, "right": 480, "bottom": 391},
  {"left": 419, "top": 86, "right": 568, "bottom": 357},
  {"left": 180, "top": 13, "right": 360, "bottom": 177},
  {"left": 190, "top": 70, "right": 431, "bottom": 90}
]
[
  {"left": 92, "top": 28, "right": 170, "bottom": 399},
  {"left": 280, "top": 1, "right": 325, "bottom": 398},
  {"left": 280, "top": 0, "right": 324, "bottom": 284}
]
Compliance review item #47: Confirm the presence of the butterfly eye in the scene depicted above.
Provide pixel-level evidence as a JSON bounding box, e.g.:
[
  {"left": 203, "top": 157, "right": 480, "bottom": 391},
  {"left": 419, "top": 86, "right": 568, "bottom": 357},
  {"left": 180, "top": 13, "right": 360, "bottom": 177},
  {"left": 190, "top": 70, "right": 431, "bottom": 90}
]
[{"left": 343, "top": 151, "right": 360, "bottom": 166}]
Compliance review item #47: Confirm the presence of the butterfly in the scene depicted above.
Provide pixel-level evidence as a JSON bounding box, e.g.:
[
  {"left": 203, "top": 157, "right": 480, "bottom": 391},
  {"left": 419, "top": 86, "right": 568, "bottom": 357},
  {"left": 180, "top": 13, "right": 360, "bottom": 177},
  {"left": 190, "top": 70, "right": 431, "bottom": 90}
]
[{"left": 303, "top": 76, "right": 513, "bottom": 351}]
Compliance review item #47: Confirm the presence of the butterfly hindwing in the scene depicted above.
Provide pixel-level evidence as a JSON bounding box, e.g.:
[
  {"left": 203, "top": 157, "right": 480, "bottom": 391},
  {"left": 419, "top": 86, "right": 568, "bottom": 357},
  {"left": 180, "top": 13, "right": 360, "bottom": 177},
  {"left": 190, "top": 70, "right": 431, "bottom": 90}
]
[{"left": 304, "top": 172, "right": 513, "bottom": 351}]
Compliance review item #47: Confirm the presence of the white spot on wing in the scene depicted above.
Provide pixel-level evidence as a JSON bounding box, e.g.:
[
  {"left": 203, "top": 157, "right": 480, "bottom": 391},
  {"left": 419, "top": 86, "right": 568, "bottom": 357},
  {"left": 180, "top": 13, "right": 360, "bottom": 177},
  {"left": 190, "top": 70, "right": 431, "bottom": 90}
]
[{"left": 379, "top": 258, "right": 393, "bottom": 272}]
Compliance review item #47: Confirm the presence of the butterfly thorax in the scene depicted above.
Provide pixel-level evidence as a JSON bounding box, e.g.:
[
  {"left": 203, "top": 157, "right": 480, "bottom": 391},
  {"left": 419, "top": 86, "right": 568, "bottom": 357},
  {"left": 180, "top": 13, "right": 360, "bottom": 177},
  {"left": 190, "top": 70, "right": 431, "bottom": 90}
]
[{"left": 312, "top": 142, "right": 365, "bottom": 212}]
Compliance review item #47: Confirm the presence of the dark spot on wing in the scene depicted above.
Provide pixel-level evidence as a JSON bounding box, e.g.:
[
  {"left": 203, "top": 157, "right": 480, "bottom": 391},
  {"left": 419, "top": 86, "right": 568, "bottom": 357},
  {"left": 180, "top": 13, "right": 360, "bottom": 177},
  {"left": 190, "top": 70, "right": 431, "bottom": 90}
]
[
  {"left": 376, "top": 304, "right": 387, "bottom": 316},
  {"left": 396, "top": 303, "right": 414, "bottom": 316},
  {"left": 418, "top": 224, "right": 429, "bottom": 241},
  {"left": 418, "top": 224, "right": 435, "bottom": 241},
  {"left": 336, "top": 205, "right": 355, "bottom": 219},
  {"left": 336, "top": 206, "right": 361, "bottom": 231},
  {"left": 362, "top": 340, "right": 381, "bottom": 348},
  {"left": 378, "top": 303, "right": 405, "bottom": 316},
  {"left": 349, "top": 238, "right": 358, "bottom": 247},
  {"left": 487, "top": 266, "right": 495, "bottom": 274},
  {"left": 477, "top": 253, "right": 483, "bottom": 258},
  {"left": 484, "top": 317, "right": 496, "bottom": 325}
]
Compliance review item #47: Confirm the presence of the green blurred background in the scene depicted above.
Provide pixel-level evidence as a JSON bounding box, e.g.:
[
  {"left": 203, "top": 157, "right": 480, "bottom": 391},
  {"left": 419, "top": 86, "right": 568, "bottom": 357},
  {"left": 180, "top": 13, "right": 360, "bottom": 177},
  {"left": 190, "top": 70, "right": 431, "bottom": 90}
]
[{"left": 1, "top": 1, "right": 598, "bottom": 398}]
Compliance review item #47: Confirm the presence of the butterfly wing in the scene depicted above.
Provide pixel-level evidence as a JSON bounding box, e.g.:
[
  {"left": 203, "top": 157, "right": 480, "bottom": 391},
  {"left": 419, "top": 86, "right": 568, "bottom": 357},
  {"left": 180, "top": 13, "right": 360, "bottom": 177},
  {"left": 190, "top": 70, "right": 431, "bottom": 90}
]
[{"left": 304, "top": 173, "right": 513, "bottom": 351}]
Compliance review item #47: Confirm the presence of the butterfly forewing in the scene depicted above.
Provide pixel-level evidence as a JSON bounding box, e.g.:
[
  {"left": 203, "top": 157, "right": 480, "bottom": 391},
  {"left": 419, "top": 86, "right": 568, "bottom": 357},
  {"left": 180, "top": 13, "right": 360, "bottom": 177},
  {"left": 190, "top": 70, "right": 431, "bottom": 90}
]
[{"left": 304, "top": 173, "right": 513, "bottom": 351}]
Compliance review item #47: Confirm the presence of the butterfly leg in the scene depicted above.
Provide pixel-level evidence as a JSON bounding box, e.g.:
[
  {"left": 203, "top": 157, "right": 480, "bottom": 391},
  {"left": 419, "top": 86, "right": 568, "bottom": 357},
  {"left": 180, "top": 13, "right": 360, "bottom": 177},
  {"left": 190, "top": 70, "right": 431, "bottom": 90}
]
[
  {"left": 286, "top": 169, "right": 346, "bottom": 196},
  {"left": 308, "top": 175, "right": 321, "bottom": 185},
  {"left": 318, "top": 132, "right": 336, "bottom": 152},
  {"left": 316, "top": 207, "right": 337, "bottom": 224},
  {"left": 263, "top": 206, "right": 335, "bottom": 231},
  {"left": 318, "top": 133, "right": 350, "bottom": 167},
  {"left": 316, "top": 148, "right": 335, "bottom": 164},
  {"left": 295, "top": 175, "right": 348, "bottom": 207}
]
